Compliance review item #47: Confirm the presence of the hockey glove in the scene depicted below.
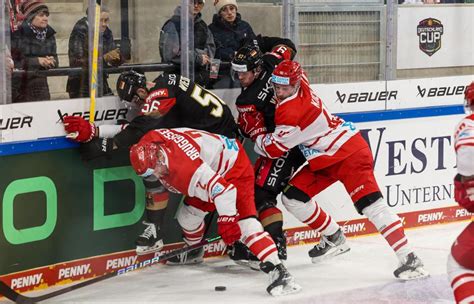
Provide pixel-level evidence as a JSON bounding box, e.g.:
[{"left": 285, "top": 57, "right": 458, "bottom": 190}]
[
  {"left": 454, "top": 174, "right": 474, "bottom": 212},
  {"left": 217, "top": 215, "right": 241, "bottom": 245},
  {"left": 63, "top": 115, "right": 96, "bottom": 143},
  {"left": 79, "top": 137, "right": 115, "bottom": 161},
  {"left": 238, "top": 111, "right": 267, "bottom": 142}
]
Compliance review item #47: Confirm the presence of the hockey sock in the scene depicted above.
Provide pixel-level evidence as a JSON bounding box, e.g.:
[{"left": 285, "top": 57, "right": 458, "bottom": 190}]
[
  {"left": 362, "top": 198, "right": 412, "bottom": 261},
  {"left": 145, "top": 192, "right": 169, "bottom": 225},
  {"left": 259, "top": 207, "right": 284, "bottom": 238},
  {"left": 243, "top": 231, "right": 280, "bottom": 265},
  {"left": 448, "top": 254, "right": 474, "bottom": 304},
  {"left": 282, "top": 195, "right": 339, "bottom": 236},
  {"left": 182, "top": 222, "right": 205, "bottom": 245}
]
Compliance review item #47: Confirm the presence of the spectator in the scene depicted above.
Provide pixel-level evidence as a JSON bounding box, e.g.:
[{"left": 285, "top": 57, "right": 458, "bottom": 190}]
[
  {"left": 11, "top": 0, "right": 58, "bottom": 103},
  {"left": 209, "top": 0, "right": 255, "bottom": 88},
  {"left": 66, "top": 6, "right": 122, "bottom": 98},
  {"left": 159, "top": 0, "right": 215, "bottom": 88},
  {"left": 6, "top": 46, "right": 14, "bottom": 77}
]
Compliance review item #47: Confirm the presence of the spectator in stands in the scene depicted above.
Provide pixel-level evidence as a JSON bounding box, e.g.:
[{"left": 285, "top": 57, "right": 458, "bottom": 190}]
[
  {"left": 67, "top": 6, "right": 123, "bottom": 98},
  {"left": 208, "top": 0, "right": 255, "bottom": 88},
  {"left": 11, "top": 0, "right": 58, "bottom": 103},
  {"left": 6, "top": 46, "right": 14, "bottom": 77},
  {"left": 159, "top": 0, "right": 215, "bottom": 88}
]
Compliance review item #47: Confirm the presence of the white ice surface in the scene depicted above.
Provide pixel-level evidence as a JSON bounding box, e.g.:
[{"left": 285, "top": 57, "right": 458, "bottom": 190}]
[{"left": 2, "top": 221, "right": 470, "bottom": 304}]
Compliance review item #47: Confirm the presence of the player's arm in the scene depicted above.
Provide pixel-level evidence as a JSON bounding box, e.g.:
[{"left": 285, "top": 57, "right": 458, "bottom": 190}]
[
  {"left": 140, "top": 86, "right": 177, "bottom": 118},
  {"left": 254, "top": 123, "right": 302, "bottom": 159},
  {"left": 453, "top": 118, "right": 474, "bottom": 212},
  {"left": 188, "top": 163, "right": 241, "bottom": 245}
]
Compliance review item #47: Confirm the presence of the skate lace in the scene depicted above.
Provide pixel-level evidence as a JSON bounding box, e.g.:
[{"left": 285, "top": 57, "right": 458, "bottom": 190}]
[
  {"left": 315, "top": 236, "right": 330, "bottom": 249},
  {"left": 140, "top": 222, "right": 156, "bottom": 239}
]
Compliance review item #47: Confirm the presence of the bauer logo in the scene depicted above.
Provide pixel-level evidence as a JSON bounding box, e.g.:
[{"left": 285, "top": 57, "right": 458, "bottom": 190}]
[
  {"left": 335, "top": 90, "right": 397, "bottom": 104},
  {"left": 416, "top": 85, "right": 466, "bottom": 98},
  {"left": 0, "top": 116, "right": 33, "bottom": 130},
  {"left": 57, "top": 109, "right": 127, "bottom": 123},
  {"left": 417, "top": 18, "right": 444, "bottom": 56}
]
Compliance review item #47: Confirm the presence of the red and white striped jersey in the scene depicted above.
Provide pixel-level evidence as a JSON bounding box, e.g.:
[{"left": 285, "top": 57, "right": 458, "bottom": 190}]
[
  {"left": 254, "top": 76, "right": 367, "bottom": 171},
  {"left": 138, "top": 128, "right": 243, "bottom": 216},
  {"left": 454, "top": 114, "right": 474, "bottom": 176}
]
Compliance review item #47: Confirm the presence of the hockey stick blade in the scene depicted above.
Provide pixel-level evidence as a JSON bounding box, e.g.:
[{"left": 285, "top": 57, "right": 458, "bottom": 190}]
[{"left": 0, "top": 236, "right": 221, "bottom": 303}]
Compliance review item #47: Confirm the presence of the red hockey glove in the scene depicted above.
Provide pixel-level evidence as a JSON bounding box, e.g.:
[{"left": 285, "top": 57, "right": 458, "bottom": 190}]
[
  {"left": 63, "top": 116, "right": 96, "bottom": 143},
  {"left": 238, "top": 111, "right": 267, "bottom": 141},
  {"left": 217, "top": 215, "right": 241, "bottom": 245},
  {"left": 454, "top": 175, "right": 474, "bottom": 213}
]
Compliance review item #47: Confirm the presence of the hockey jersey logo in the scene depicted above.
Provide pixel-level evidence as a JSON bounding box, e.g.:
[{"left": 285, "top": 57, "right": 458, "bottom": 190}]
[{"left": 211, "top": 182, "right": 225, "bottom": 199}]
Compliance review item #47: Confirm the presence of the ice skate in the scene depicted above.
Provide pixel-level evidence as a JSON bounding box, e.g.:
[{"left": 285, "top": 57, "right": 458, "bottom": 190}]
[
  {"left": 167, "top": 247, "right": 204, "bottom": 265},
  {"left": 308, "top": 228, "right": 350, "bottom": 263},
  {"left": 394, "top": 252, "right": 430, "bottom": 280},
  {"left": 260, "top": 262, "right": 302, "bottom": 296},
  {"left": 227, "top": 241, "right": 260, "bottom": 271},
  {"left": 135, "top": 221, "right": 164, "bottom": 255}
]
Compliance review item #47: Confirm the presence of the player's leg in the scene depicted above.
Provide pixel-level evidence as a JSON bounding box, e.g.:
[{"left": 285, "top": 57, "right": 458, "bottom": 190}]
[
  {"left": 447, "top": 222, "right": 474, "bottom": 304},
  {"left": 167, "top": 199, "right": 210, "bottom": 265},
  {"left": 340, "top": 147, "right": 429, "bottom": 280},
  {"left": 282, "top": 166, "right": 349, "bottom": 263},
  {"left": 135, "top": 176, "right": 168, "bottom": 255},
  {"left": 234, "top": 165, "right": 301, "bottom": 296}
]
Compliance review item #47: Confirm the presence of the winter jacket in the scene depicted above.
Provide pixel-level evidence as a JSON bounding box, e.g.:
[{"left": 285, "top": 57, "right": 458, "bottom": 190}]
[
  {"left": 66, "top": 17, "right": 118, "bottom": 98},
  {"left": 208, "top": 13, "right": 255, "bottom": 62},
  {"left": 11, "top": 22, "right": 58, "bottom": 102},
  {"left": 159, "top": 6, "right": 215, "bottom": 87}
]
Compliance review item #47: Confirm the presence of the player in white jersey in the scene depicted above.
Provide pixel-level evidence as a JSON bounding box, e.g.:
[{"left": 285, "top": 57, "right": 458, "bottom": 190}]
[
  {"left": 241, "top": 59, "right": 429, "bottom": 280},
  {"left": 129, "top": 128, "right": 301, "bottom": 296},
  {"left": 447, "top": 82, "right": 474, "bottom": 304}
]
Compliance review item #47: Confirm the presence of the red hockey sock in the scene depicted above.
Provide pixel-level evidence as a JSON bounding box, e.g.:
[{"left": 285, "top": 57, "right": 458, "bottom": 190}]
[
  {"left": 243, "top": 231, "right": 279, "bottom": 265},
  {"left": 182, "top": 222, "right": 205, "bottom": 245}
]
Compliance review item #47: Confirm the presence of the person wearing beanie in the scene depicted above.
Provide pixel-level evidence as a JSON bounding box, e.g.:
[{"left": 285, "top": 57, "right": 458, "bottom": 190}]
[
  {"left": 208, "top": 0, "right": 255, "bottom": 88},
  {"left": 11, "top": 0, "right": 58, "bottom": 102}
]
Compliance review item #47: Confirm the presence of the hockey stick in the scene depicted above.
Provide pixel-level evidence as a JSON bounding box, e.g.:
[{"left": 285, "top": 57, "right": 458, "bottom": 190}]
[
  {"left": 89, "top": 0, "right": 101, "bottom": 123},
  {"left": 0, "top": 236, "right": 221, "bottom": 304}
]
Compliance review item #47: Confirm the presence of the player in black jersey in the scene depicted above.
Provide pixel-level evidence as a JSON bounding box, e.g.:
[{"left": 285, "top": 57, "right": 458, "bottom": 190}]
[
  {"left": 62, "top": 71, "right": 238, "bottom": 257},
  {"left": 228, "top": 37, "right": 308, "bottom": 264}
]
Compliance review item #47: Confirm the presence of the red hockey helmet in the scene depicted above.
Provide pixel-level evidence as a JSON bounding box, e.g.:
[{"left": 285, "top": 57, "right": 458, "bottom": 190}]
[
  {"left": 130, "top": 142, "right": 160, "bottom": 177},
  {"left": 465, "top": 81, "right": 474, "bottom": 113},
  {"left": 271, "top": 60, "right": 302, "bottom": 87}
]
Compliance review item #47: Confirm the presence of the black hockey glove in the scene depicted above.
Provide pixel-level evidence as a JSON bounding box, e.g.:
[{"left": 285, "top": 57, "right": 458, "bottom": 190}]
[{"left": 79, "top": 137, "right": 115, "bottom": 161}]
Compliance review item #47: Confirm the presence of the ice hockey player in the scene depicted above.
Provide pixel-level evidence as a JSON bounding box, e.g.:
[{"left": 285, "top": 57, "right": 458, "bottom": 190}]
[
  {"left": 447, "top": 81, "right": 474, "bottom": 304},
  {"left": 243, "top": 59, "right": 430, "bottom": 280},
  {"left": 229, "top": 36, "right": 345, "bottom": 267},
  {"left": 63, "top": 71, "right": 237, "bottom": 255},
  {"left": 129, "top": 127, "right": 302, "bottom": 296}
]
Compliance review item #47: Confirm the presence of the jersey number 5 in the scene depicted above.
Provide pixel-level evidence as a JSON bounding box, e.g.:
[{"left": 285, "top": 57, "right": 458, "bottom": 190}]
[{"left": 191, "top": 86, "right": 226, "bottom": 117}]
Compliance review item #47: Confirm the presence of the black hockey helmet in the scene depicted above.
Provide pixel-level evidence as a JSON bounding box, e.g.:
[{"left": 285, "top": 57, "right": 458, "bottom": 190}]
[
  {"left": 231, "top": 43, "right": 263, "bottom": 73},
  {"left": 116, "top": 70, "right": 147, "bottom": 103}
]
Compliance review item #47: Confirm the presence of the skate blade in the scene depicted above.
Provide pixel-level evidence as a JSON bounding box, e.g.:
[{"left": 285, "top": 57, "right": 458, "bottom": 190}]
[
  {"left": 311, "top": 244, "right": 350, "bottom": 264},
  {"left": 395, "top": 267, "right": 430, "bottom": 281},
  {"left": 269, "top": 282, "right": 302, "bottom": 297},
  {"left": 136, "top": 241, "right": 164, "bottom": 256}
]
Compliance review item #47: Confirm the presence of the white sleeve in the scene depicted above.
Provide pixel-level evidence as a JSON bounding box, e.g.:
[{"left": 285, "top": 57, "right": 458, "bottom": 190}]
[
  {"left": 188, "top": 163, "right": 237, "bottom": 216},
  {"left": 254, "top": 124, "right": 302, "bottom": 158},
  {"left": 97, "top": 124, "right": 126, "bottom": 138},
  {"left": 457, "top": 146, "right": 474, "bottom": 176}
]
